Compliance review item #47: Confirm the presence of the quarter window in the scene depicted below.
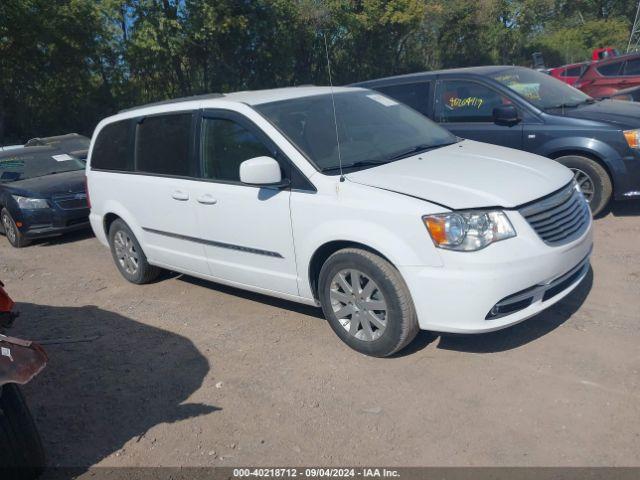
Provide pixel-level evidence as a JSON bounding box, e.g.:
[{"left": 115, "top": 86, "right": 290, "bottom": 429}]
[
  {"left": 201, "top": 117, "right": 272, "bottom": 182},
  {"left": 375, "top": 82, "right": 430, "bottom": 116},
  {"left": 135, "top": 113, "right": 193, "bottom": 176},
  {"left": 438, "top": 80, "right": 512, "bottom": 122},
  {"left": 91, "top": 120, "right": 132, "bottom": 171}
]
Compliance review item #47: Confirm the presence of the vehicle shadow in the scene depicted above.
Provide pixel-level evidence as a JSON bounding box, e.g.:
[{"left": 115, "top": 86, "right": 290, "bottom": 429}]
[
  {"left": 595, "top": 199, "right": 640, "bottom": 218},
  {"left": 11, "top": 303, "right": 218, "bottom": 470},
  {"left": 30, "top": 228, "right": 95, "bottom": 247},
  {"left": 177, "top": 275, "right": 325, "bottom": 319},
  {"left": 435, "top": 267, "right": 593, "bottom": 354}
]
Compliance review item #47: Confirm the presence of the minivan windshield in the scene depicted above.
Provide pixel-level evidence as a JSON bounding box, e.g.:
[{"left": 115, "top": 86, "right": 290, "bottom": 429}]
[
  {"left": 0, "top": 148, "right": 85, "bottom": 183},
  {"left": 490, "top": 67, "right": 593, "bottom": 110},
  {"left": 255, "top": 90, "right": 457, "bottom": 173}
]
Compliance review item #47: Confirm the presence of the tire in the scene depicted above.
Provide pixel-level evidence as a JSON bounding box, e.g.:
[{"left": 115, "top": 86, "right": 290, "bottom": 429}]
[
  {"left": 318, "top": 248, "right": 419, "bottom": 357},
  {"left": 554, "top": 155, "right": 612, "bottom": 216},
  {"left": 108, "top": 219, "right": 160, "bottom": 284},
  {"left": 0, "top": 384, "right": 46, "bottom": 478},
  {"left": 1, "top": 209, "right": 30, "bottom": 248}
]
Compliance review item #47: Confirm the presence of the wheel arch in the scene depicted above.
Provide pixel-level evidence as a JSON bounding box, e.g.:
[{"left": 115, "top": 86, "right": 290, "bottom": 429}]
[
  {"left": 307, "top": 240, "right": 396, "bottom": 301},
  {"left": 548, "top": 149, "right": 614, "bottom": 190},
  {"left": 103, "top": 212, "right": 121, "bottom": 237}
]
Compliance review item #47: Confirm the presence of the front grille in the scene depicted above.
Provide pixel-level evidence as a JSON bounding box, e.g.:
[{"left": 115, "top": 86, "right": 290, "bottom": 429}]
[
  {"left": 53, "top": 193, "right": 88, "bottom": 210},
  {"left": 519, "top": 182, "right": 590, "bottom": 246}
]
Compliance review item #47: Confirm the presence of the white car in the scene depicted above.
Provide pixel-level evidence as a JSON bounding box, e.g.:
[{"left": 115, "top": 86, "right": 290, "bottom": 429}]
[{"left": 86, "top": 87, "right": 593, "bottom": 357}]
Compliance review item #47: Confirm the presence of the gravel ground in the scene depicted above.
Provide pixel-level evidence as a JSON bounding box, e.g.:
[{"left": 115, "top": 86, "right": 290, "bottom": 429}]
[{"left": 1, "top": 201, "right": 639, "bottom": 469}]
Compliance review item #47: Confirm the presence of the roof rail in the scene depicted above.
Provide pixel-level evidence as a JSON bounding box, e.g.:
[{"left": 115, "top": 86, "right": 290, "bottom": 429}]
[{"left": 118, "top": 93, "right": 225, "bottom": 113}]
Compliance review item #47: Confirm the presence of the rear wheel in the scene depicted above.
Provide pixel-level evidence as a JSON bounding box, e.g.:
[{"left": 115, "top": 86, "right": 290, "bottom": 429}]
[
  {"left": 554, "top": 155, "right": 612, "bottom": 216},
  {"left": 318, "top": 248, "right": 419, "bottom": 357},
  {"left": 1, "top": 209, "right": 30, "bottom": 248},
  {"left": 0, "top": 383, "right": 46, "bottom": 478},
  {"left": 108, "top": 219, "right": 161, "bottom": 284}
]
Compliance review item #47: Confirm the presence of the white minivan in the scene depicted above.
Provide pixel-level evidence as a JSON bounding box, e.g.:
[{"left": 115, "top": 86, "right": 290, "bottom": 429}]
[{"left": 86, "top": 87, "right": 593, "bottom": 357}]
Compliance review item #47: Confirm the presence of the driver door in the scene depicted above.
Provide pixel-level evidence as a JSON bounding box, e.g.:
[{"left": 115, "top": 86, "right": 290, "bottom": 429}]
[
  {"left": 192, "top": 110, "right": 299, "bottom": 296},
  {"left": 434, "top": 78, "right": 523, "bottom": 149}
]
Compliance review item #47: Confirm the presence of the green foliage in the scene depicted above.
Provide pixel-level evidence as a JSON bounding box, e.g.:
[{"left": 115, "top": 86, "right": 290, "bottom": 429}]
[{"left": 0, "top": 0, "right": 637, "bottom": 143}]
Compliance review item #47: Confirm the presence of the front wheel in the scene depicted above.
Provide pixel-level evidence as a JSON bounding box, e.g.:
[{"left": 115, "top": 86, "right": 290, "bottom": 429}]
[
  {"left": 318, "top": 248, "right": 419, "bottom": 357},
  {"left": 554, "top": 155, "right": 612, "bottom": 216},
  {"left": 1, "top": 209, "right": 30, "bottom": 248}
]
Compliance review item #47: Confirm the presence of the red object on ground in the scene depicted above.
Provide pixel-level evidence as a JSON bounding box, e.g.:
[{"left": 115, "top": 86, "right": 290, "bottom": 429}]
[{"left": 0, "top": 281, "right": 15, "bottom": 314}]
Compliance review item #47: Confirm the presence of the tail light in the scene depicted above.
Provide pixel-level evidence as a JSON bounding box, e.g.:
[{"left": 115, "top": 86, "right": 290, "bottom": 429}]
[{"left": 84, "top": 176, "right": 91, "bottom": 209}]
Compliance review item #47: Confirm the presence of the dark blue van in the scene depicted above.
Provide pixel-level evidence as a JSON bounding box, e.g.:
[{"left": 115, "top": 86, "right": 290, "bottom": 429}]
[{"left": 353, "top": 66, "right": 640, "bottom": 214}]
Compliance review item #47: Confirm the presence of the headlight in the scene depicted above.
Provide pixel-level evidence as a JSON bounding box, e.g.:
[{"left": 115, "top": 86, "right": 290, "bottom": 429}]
[
  {"left": 12, "top": 195, "right": 49, "bottom": 209},
  {"left": 423, "top": 210, "right": 516, "bottom": 251},
  {"left": 624, "top": 129, "right": 640, "bottom": 149}
]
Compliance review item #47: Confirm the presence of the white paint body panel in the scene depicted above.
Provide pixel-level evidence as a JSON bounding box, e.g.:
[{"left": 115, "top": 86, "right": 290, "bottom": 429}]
[{"left": 87, "top": 86, "right": 593, "bottom": 334}]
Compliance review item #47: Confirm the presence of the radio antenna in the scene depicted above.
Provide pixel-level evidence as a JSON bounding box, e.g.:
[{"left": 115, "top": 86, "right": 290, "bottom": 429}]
[{"left": 322, "top": 31, "right": 344, "bottom": 182}]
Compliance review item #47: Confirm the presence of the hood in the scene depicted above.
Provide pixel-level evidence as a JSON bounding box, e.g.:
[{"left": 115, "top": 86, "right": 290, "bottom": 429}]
[
  {"left": 346, "top": 140, "right": 572, "bottom": 210},
  {"left": 554, "top": 99, "right": 640, "bottom": 129},
  {"left": 4, "top": 169, "right": 86, "bottom": 198}
]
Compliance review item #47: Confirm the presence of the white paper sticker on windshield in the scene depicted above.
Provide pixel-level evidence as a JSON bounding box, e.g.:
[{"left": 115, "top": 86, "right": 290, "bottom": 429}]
[
  {"left": 366, "top": 94, "right": 398, "bottom": 107},
  {"left": 52, "top": 154, "right": 73, "bottom": 162}
]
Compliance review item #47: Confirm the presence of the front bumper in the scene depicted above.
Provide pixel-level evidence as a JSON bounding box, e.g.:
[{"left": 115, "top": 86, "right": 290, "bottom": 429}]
[
  {"left": 18, "top": 207, "right": 90, "bottom": 239},
  {"left": 399, "top": 211, "right": 593, "bottom": 333}
]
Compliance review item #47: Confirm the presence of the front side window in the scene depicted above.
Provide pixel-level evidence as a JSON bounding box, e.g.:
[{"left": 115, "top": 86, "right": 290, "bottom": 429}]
[
  {"left": 623, "top": 58, "right": 640, "bottom": 76},
  {"left": 597, "top": 61, "right": 623, "bottom": 77},
  {"left": 135, "top": 113, "right": 193, "bottom": 176},
  {"left": 438, "top": 80, "right": 512, "bottom": 123},
  {"left": 255, "top": 91, "right": 456, "bottom": 173},
  {"left": 92, "top": 120, "right": 132, "bottom": 171},
  {"left": 201, "top": 117, "right": 272, "bottom": 182},
  {"left": 490, "top": 67, "right": 591, "bottom": 110},
  {"left": 376, "top": 82, "right": 430, "bottom": 116}
]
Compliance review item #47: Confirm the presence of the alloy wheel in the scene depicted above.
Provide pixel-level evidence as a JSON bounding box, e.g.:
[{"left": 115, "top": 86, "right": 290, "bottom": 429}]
[
  {"left": 329, "top": 269, "right": 388, "bottom": 342},
  {"left": 2, "top": 213, "right": 16, "bottom": 244},
  {"left": 114, "top": 230, "right": 139, "bottom": 275},
  {"left": 571, "top": 168, "right": 595, "bottom": 203}
]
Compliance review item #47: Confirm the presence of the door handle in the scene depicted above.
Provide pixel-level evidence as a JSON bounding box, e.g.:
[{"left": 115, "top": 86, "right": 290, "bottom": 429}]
[
  {"left": 172, "top": 190, "right": 189, "bottom": 201},
  {"left": 197, "top": 194, "right": 218, "bottom": 205}
]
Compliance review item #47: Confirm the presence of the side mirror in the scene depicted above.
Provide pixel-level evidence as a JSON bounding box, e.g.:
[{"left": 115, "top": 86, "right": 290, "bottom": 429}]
[
  {"left": 239, "top": 156, "right": 286, "bottom": 187},
  {"left": 493, "top": 105, "right": 520, "bottom": 126}
]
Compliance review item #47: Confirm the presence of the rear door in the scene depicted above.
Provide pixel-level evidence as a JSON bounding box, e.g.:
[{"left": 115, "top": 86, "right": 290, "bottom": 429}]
[
  {"left": 621, "top": 57, "right": 640, "bottom": 89},
  {"left": 129, "top": 111, "right": 210, "bottom": 275},
  {"left": 434, "top": 78, "right": 523, "bottom": 149},
  {"left": 374, "top": 81, "right": 433, "bottom": 118},
  {"left": 587, "top": 60, "right": 625, "bottom": 95},
  {"left": 192, "top": 109, "right": 299, "bottom": 295}
]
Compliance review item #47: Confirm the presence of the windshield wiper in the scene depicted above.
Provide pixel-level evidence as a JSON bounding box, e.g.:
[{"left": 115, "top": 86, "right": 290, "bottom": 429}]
[
  {"left": 322, "top": 160, "right": 390, "bottom": 172},
  {"left": 387, "top": 142, "right": 457, "bottom": 161},
  {"left": 546, "top": 98, "right": 595, "bottom": 110},
  {"left": 320, "top": 141, "right": 457, "bottom": 173}
]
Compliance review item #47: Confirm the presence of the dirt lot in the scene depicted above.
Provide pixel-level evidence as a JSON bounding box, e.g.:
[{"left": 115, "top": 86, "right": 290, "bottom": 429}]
[{"left": 1, "top": 202, "right": 639, "bottom": 469}]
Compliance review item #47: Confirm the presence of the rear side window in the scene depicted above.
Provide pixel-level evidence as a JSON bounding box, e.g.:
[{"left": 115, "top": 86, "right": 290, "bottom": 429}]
[
  {"left": 201, "top": 117, "right": 272, "bottom": 182},
  {"left": 135, "top": 113, "right": 193, "bottom": 176},
  {"left": 597, "top": 61, "right": 623, "bottom": 76},
  {"left": 375, "top": 82, "right": 431, "bottom": 116},
  {"left": 91, "top": 120, "right": 132, "bottom": 171}
]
